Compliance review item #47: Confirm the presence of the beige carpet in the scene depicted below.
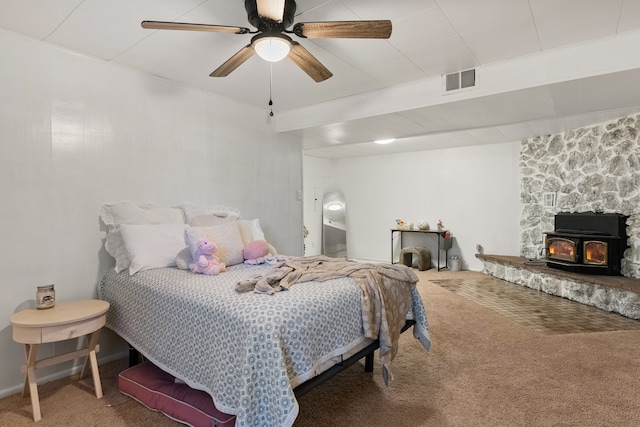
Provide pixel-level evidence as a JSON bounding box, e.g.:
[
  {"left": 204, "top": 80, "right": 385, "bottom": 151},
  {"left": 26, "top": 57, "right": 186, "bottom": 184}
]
[{"left": 2, "top": 269, "right": 639, "bottom": 427}]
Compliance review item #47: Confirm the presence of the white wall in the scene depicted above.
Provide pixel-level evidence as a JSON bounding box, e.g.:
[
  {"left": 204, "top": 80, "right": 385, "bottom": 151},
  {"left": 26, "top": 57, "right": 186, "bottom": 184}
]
[
  {"left": 305, "top": 141, "right": 522, "bottom": 270},
  {"left": 0, "top": 31, "right": 303, "bottom": 397}
]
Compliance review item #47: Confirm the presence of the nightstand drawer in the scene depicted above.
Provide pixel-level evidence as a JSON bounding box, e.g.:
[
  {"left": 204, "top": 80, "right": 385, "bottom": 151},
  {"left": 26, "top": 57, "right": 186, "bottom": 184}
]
[{"left": 40, "top": 315, "right": 106, "bottom": 343}]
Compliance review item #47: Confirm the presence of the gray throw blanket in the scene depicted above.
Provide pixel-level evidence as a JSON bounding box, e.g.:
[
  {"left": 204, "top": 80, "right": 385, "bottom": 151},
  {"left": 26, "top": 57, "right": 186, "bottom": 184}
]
[{"left": 236, "top": 256, "right": 419, "bottom": 384}]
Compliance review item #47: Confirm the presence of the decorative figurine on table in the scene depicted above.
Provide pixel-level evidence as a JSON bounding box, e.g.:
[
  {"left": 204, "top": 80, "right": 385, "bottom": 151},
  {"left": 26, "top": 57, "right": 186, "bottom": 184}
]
[
  {"left": 396, "top": 219, "right": 411, "bottom": 230},
  {"left": 437, "top": 219, "right": 444, "bottom": 231},
  {"left": 416, "top": 220, "right": 430, "bottom": 230}
]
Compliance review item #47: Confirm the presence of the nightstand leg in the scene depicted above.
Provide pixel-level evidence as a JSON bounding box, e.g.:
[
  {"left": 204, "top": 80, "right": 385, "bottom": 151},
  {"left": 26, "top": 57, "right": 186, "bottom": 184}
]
[
  {"left": 22, "top": 344, "right": 41, "bottom": 421},
  {"left": 81, "top": 330, "right": 103, "bottom": 398}
]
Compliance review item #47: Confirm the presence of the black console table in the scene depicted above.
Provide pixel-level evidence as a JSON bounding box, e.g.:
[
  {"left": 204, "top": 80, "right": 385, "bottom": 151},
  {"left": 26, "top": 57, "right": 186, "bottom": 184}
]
[{"left": 391, "top": 229, "right": 452, "bottom": 271}]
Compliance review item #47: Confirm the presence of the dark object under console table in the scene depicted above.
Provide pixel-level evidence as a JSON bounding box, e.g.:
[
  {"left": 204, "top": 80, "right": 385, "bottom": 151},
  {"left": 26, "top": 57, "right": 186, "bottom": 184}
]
[{"left": 391, "top": 228, "right": 452, "bottom": 271}]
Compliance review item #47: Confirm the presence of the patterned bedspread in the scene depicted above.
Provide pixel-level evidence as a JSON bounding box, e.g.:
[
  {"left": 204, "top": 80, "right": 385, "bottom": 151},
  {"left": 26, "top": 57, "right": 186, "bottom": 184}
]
[{"left": 98, "top": 262, "right": 430, "bottom": 427}]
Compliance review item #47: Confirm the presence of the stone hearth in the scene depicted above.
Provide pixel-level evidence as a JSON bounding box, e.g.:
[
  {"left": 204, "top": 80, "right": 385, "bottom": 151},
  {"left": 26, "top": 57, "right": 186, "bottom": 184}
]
[{"left": 477, "top": 254, "right": 640, "bottom": 320}]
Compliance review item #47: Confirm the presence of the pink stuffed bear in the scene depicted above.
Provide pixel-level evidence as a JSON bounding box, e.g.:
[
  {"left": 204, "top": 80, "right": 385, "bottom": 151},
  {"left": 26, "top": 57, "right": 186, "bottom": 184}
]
[
  {"left": 243, "top": 240, "right": 270, "bottom": 265},
  {"left": 189, "top": 237, "right": 226, "bottom": 275}
]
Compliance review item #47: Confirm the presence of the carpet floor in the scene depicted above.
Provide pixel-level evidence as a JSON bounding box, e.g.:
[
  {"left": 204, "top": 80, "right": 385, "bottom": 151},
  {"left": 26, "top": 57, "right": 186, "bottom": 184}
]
[{"left": 1, "top": 269, "right": 639, "bottom": 426}]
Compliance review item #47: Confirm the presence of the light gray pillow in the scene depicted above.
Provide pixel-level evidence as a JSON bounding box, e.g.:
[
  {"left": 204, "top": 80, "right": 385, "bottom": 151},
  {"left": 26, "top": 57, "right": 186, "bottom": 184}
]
[{"left": 175, "top": 247, "right": 193, "bottom": 270}]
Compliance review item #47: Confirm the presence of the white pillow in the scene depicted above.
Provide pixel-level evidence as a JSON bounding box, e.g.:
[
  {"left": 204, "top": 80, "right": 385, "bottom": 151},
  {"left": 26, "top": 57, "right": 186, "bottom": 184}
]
[
  {"left": 238, "top": 218, "right": 277, "bottom": 254},
  {"left": 105, "top": 230, "right": 130, "bottom": 272},
  {"left": 180, "top": 203, "right": 241, "bottom": 225},
  {"left": 186, "top": 222, "right": 245, "bottom": 267},
  {"left": 238, "top": 218, "right": 266, "bottom": 244},
  {"left": 190, "top": 213, "right": 240, "bottom": 227},
  {"left": 100, "top": 202, "right": 186, "bottom": 273},
  {"left": 120, "top": 224, "right": 188, "bottom": 275},
  {"left": 100, "top": 202, "right": 185, "bottom": 231}
]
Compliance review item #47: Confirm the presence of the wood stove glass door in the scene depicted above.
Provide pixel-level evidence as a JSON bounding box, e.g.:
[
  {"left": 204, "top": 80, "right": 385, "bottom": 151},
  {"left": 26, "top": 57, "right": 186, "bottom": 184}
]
[
  {"left": 547, "top": 237, "right": 577, "bottom": 262},
  {"left": 583, "top": 240, "right": 608, "bottom": 265}
]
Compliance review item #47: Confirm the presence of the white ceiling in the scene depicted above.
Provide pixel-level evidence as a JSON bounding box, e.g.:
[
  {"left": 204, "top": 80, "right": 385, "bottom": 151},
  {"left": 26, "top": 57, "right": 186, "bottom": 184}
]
[{"left": 2, "top": 0, "right": 640, "bottom": 158}]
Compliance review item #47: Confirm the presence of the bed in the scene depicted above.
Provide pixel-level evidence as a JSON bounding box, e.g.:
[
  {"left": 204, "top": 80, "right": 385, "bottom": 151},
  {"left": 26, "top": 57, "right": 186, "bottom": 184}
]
[{"left": 96, "top": 202, "right": 431, "bottom": 427}]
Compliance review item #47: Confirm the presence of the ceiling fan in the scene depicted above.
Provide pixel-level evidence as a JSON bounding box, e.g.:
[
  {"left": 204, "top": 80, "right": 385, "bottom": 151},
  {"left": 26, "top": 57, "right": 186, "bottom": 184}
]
[{"left": 141, "top": 0, "right": 392, "bottom": 82}]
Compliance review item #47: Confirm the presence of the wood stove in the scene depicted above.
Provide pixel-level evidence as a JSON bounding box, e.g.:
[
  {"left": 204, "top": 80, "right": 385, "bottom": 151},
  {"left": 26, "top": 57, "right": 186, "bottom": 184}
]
[{"left": 545, "top": 212, "right": 628, "bottom": 275}]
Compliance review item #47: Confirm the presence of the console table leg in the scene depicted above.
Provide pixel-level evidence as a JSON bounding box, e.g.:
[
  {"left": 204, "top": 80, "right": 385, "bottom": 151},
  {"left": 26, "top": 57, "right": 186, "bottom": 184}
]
[{"left": 390, "top": 230, "right": 393, "bottom": 263}]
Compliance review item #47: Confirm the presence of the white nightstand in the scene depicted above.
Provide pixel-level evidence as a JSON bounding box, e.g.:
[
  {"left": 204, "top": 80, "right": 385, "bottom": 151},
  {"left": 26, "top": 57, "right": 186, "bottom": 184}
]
[{"left": 10, "top": 299, "right": 110, "bottom": 421}]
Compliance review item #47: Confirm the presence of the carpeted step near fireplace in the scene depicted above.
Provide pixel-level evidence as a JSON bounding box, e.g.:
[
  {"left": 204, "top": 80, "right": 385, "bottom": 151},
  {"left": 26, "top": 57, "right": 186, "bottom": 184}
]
[{"left": 545, "top": 212, "right": 628, "bottom": 276}]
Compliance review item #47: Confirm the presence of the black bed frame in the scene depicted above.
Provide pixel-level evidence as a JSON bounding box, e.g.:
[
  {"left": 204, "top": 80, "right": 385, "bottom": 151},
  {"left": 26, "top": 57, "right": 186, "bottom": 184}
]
[{"left": 128, "top": 319, "right": 416, "bottom": 397}]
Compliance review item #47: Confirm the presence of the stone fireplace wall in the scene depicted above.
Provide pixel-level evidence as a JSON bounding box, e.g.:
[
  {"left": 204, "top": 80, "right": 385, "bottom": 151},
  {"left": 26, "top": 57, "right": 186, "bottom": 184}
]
[{"left": 520, "top": 113, "right": 640, "bottom": 278}]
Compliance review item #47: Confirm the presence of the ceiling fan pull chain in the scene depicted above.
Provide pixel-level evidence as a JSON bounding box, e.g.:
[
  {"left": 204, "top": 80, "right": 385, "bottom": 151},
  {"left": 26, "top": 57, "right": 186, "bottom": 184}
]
[{"left": 269, "top": 63, "right": 274, "bottom": 117}]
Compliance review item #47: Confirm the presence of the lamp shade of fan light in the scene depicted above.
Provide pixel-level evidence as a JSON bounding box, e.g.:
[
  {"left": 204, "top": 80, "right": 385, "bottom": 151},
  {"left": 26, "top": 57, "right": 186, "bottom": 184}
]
[
  {"left": 253, "top": 35, "right": 291, "bottom": 62},
  {"left": 326, "top": 202, "right": 342, "bottom": 211}
]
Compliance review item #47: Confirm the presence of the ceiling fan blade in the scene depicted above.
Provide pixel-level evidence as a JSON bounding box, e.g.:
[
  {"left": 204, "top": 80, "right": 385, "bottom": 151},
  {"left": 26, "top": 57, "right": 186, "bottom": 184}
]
[
  {"left": 256, "top": 0, "right": 285, "bottom": 22},
  {"left": 141, "top": 20, "right": 250, "bottom": 34},
  {"left": 293, "top": 20, "right": 392, "bottom": 39},
  {"left": 210, "top": 45, "right": 255, "bottom": 77},
  {"left": 288, "top": 42, "right": 332, "bottom": 82}
]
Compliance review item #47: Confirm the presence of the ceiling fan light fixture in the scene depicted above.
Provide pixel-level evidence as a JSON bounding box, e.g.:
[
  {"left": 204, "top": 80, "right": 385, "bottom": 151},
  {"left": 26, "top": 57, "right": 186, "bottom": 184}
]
[{"left": 253, "top": 34, "right": 291, "bottom": 62}]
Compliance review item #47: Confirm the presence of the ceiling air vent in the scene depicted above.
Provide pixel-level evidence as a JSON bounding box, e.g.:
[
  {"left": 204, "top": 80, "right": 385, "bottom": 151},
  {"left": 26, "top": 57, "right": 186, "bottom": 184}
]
[{"left": 444, "top": 68, "right": 476, "bottom": 93}]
